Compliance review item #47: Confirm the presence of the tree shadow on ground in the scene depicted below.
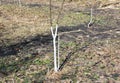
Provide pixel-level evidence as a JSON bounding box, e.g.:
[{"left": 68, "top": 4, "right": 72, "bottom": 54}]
[
  {"left": 0, "top": 24, "right": 86, "bottom": 57},
  {"left": 0, "top": 35, "right": 52, "bottom": 56},
  {"left": 0, "top": 23, "right": 119, "bottom": 57},
  {"left": 0, "top": 23, "right": 119, "bottom": 78}
]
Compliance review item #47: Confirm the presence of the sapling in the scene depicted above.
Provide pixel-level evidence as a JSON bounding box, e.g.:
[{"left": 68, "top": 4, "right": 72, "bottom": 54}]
[{"left": 50, "top": 0, "right": 65, "bottom": 72}]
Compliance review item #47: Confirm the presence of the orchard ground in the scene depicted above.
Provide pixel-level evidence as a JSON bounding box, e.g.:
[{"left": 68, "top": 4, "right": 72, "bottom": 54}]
[{"left": 0, "top": 0, "right": 120, "bottom": 82}]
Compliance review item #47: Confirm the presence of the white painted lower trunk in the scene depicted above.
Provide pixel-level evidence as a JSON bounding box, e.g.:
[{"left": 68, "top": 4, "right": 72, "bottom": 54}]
[
  {"left": 88, "top": 8, "right": 93, "bottom": 28},
  {"left": 53, "top": 38, "right": 58, "bottom": 72},
  {"left": 51, "top": 25, "right": 59, "bottom": 72},
  {"left": 57, "top": 35, "right": 60, "bottom": 69}
]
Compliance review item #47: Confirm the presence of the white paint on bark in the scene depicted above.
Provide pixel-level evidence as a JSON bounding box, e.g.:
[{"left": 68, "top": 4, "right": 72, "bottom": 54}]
[{"left": 51, "top": 24, "right": 58, "bottom": 72}]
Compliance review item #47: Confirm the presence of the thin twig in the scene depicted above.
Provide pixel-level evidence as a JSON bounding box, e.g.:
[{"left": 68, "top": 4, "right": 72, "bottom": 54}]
[
  {"left": 49, "top": 0, "right": 52, "bottom": 26},
  {"left": 56, "top": 0, "right": 65, "bottom": 25}
]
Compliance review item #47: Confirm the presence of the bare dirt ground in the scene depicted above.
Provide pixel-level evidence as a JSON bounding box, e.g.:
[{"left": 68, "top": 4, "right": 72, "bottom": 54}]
[{"left": 0, "top": 0, "right": 120, "bottom": 83}]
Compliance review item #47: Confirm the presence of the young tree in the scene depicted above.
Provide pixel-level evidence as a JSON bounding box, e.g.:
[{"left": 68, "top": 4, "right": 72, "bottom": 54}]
[{"left": 50, "top": 0, "right": 65, "bottom": 72}]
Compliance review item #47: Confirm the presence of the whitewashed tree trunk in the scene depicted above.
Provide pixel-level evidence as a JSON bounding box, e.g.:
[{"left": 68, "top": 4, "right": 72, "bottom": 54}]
[
  {"left": 14, "top": 0, "right": 16, "bottom": 4},
  {"left": 57, "top": 35, "right": 60, "bottom": 69},
  {"left": 51, "top": 24, "right": 58, "bottom": 72},
  {"left": 18, "top": 0, "right": 21, "bottom": 7},
  {"left": 88, "top": 8, "right": 93, "bottom": 28}
]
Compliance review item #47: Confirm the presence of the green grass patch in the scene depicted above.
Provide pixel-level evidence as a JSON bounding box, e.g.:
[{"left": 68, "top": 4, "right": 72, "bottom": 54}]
[
  {"left": 59, "top": 12, "right": 90, "bottom": 26},
  {"left": 32, "top": 58, "right": 51, "bottom": 65}
]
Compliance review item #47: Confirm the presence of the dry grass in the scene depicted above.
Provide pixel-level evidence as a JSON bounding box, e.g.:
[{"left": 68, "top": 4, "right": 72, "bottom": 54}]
[
  {"left": 0, "top": 4, "right": 51, "bottom": 45},
  {"left": 0, "top": 2, "right": 92, "bottom": 45}
]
